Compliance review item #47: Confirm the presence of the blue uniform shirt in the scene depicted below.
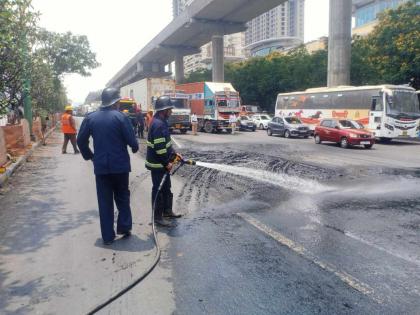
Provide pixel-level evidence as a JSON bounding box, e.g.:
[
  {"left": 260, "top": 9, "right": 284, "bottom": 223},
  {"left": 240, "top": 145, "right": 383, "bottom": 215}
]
[
  {"left": 77, "top": 108, "right": 139, "bottom": 175},
  {"left": 145, "top": 114, "right": 175, "bottom": 170}
]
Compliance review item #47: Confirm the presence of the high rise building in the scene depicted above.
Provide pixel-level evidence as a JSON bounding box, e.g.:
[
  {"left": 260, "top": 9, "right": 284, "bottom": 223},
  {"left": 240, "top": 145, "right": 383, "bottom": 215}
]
[
  {"left": 172, "top": 0, "right": 194, "bottom": 18},
  {"left": 352, "top": 0, "right": 409, "bottom": 36},
  {"left": 245, "top": 0, "right": 305, "bottom": 57},
  {"left": 172, "top": 0, "right": 305, "bottom": 73},
  {"left": 172, "top": 0, "right": 246, "bottom": 74}
]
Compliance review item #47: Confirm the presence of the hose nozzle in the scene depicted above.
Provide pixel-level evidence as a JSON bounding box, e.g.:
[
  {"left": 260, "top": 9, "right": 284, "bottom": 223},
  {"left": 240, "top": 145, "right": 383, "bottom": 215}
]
[{"left": 183, "top": 159, "right": 196, "bottom": 165}]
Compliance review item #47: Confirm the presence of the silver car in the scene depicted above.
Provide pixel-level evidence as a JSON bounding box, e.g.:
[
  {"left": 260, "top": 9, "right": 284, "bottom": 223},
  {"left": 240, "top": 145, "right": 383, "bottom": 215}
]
[{"left": 267, "top": 116, "right": 311, "bottom": 138}]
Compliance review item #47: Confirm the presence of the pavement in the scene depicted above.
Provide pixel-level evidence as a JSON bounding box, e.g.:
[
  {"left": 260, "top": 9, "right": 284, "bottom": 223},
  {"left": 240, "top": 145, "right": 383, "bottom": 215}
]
[{"left": 0, "top": 128, "right": 419, "bottom": 314}]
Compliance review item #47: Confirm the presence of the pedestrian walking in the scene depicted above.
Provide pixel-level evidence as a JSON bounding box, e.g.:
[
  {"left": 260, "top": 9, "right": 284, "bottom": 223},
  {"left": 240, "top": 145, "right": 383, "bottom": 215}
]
[
  {"left": 229, "top": 113, "right": 237, "bottom": 135},
  {"left": 136, "top": 108, "right": 145, "bottom": 139},
  {"left": 77, "top": 88, "right": 139, "bottom": 245},
  {"left": 41, "top": 115, "right": 49, "bottom": 145},
  {"left": 146, "top": 96, "right": 182, "bottom": 227},
  {"left": 191, "top": 112, "right": 198, "bottom": 135},
  {"left": 61, "top": 105, "right": 80, "bottom": 154}
]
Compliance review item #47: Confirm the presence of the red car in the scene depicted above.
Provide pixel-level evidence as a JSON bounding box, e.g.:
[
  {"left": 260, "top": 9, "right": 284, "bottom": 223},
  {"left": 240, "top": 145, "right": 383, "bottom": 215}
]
[{"left": 314, "top": 119, "right": 375, "bottom": 149}]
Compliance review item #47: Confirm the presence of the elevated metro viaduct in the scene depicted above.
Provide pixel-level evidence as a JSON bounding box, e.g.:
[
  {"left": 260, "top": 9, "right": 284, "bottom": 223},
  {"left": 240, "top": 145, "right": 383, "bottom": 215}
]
[{"left": 107, "top": 0, "right": 352, "bottom": 89}]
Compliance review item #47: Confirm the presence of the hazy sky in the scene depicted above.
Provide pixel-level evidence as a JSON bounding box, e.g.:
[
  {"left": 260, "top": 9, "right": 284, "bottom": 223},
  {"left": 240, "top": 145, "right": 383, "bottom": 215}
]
[{"left": 32, "top": 0, "right": 329, "bottom": 104}]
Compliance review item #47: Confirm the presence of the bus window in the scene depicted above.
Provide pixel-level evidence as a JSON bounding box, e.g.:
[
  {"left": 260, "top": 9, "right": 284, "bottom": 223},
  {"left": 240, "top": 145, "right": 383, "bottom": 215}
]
[{"left": 371, "top": 96, "right": 383, "bottom": 111}]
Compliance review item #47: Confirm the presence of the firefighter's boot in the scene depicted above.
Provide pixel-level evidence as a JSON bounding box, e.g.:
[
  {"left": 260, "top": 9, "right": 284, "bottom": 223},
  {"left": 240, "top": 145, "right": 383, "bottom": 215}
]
[
  {"left": 154, "top": 194, "right": 175, "bottom": 227},
  {"left": 163, "top": 192, "right": 182, "bottom": 219}
]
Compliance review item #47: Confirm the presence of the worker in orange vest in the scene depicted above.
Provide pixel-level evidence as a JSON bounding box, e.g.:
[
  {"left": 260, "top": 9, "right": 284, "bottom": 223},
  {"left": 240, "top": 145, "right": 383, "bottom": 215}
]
[{"left": 61, "top": 105, "right": 80, "bottom": 154}]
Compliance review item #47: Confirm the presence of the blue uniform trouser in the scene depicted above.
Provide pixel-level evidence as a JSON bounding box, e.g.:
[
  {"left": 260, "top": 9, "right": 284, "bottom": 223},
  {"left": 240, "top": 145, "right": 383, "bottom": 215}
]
[
  {"left": 151, "top": 170, "right": 171, "bottom": 220},
  {"left": 95, "top": 173, "right": 132, "bottom": 242}
]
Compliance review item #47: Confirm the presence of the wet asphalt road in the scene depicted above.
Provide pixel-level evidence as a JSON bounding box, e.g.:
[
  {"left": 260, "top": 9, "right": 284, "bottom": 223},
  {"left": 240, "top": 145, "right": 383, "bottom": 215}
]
[
  {"left": 0, "top": 126, "right": 419, "bottom": 314},
  {"left": 167, "top": 130, "right": 420, "bottom": 314}
]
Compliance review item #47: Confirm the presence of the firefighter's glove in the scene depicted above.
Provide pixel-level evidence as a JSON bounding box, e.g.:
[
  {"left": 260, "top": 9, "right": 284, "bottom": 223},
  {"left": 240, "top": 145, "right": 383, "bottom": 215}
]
[{"left": 166, "top": 162, "right": 173, "bottom": 172}]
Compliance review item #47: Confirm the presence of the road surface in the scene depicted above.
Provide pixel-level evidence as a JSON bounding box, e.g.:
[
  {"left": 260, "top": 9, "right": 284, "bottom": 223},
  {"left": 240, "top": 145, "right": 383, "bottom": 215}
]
[{"left": 0, "top": 127, "right": 419, "bottom": 314}]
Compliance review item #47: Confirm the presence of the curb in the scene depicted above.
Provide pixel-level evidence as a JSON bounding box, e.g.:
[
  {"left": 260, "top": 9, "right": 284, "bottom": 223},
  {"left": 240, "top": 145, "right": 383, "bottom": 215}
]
[{"left": 0, "top": 126, "right": 56, "bottom": 188}]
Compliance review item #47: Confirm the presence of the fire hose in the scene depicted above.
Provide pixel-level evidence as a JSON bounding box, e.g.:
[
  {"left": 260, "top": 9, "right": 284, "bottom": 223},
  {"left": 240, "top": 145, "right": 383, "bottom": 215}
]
[{"left": 86, "top": 157, "right": 196, "bottom": 315}]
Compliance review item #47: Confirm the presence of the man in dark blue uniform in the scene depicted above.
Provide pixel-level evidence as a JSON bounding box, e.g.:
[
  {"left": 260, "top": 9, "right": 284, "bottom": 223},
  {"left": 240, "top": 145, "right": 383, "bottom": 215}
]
[
  {"left": 146, "top": 96, "right": 182, "bottom": 227},
  {"left": 77, "top": 88, "right": 139, "bottom": 245}
]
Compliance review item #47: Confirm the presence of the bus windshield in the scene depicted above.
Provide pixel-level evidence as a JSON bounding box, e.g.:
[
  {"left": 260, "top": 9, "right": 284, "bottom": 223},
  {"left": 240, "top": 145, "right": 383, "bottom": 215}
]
[
  {"left": 171, "top": 98, "right": 189, "bottom": 109},
  {"left": 386, "top": 90, "right": 420, "bottom": 119}
]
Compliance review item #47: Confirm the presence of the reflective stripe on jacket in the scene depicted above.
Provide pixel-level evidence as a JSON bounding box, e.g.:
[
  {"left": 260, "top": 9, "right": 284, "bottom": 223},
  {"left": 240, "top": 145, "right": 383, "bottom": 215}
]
[
  {"left": 61, "top": 113, "right": 76, "bottom": 134},
  {"left": 146, "top": 115, "right": 175, "bottom": 170}
]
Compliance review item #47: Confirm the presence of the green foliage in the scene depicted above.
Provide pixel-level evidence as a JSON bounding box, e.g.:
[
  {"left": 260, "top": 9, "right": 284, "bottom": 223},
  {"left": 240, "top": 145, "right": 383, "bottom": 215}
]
[
  {"left": 36, "top": 29, "right": 100, "bottom": 77},
  {"left": 0, "top": 0, "right": 99, "bottom": 116},
  {"left": 184, "top": 68, "right": 211, "bottom": 83},
  {"left": 0, "top": 0, "right": 38, "bottom": 114},
  {"left": 364, "top": 0, "right": 420, "bottom": 89},
  {"left": 224, "top": 47, "right": 328, "bottom": 112}
]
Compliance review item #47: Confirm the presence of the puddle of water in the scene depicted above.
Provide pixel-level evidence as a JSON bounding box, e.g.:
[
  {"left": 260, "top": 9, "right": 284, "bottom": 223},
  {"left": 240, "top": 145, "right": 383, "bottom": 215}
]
[{"left": 196, "top": 162, "right": 330, "bottom": 194}]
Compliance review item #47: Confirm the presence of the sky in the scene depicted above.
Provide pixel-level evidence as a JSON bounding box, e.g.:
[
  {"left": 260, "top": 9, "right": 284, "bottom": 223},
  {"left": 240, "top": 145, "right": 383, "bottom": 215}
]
[{"left": 32, "top": 0, "right": 329, "bottom": 104}]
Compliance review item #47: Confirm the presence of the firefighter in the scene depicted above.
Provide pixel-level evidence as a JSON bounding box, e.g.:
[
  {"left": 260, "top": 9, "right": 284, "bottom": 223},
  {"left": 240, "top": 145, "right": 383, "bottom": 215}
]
[
  {"left": 61, "top": 105, "right": 80, "bottom": 154},
  {"left": 146, "top": 96, "right": 182, "bottom": 227},
  {"left": 77, "top": 88, "right": 139, "bottom": 245}
]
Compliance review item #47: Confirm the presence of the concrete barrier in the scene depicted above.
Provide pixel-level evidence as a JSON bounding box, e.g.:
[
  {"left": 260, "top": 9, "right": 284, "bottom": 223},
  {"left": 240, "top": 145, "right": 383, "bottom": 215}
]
[
  {"left": 0, "top": 127, "right": 7, "bottom": 166},
  {"left": 1, "top": 119, "right": 31, "bottom": 156},
  {"left": 32, "top": 118, "right": 43, "bottom": 141}
]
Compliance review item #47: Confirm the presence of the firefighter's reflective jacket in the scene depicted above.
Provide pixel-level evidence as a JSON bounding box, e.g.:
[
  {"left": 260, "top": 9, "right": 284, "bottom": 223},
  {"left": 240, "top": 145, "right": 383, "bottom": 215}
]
[{"left": 146, "top": 114, "right": 175, "bottom": 170}]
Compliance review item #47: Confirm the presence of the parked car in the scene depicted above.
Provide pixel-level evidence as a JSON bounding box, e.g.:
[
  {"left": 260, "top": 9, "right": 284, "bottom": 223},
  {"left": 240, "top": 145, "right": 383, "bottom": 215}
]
[
  {"left": 267, "top": 116, "right": 311, "bottom": 138},
  {"left": 251, "top": 114, "right": 271, "bottom": 130},
  {"left": 314, "top": 119, "right": 375, "bottom": 149},
  {"left": 238, "top": 116, "right": 256, "bottom": 131}
]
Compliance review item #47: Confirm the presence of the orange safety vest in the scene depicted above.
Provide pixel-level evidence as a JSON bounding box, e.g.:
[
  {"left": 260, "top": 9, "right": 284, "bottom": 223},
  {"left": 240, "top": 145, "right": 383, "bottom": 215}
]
[{"left": 61, "top": 113, "right": 76, "bottom": 134}]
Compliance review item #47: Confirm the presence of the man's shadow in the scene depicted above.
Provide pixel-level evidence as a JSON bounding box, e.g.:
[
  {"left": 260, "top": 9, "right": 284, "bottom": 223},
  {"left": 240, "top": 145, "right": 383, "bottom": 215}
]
[{"left": 94, "top": 233, "right": 154, "bottom": 252}]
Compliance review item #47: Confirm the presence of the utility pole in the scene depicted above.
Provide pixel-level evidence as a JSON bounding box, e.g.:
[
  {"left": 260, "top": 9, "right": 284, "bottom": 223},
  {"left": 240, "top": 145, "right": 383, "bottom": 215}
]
[{"left": 19, "top": 5, "right": 33, "bottom": 138}]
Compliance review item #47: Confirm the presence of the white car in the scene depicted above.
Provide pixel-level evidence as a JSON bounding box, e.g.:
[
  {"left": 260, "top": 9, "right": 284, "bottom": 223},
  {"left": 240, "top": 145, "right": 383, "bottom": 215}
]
[{"left": 251, "top": 114, "right": 272, "bottom": 130}]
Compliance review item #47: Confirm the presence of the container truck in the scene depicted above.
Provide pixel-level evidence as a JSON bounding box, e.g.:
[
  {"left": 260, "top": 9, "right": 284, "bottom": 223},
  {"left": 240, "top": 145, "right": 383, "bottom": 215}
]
[
  {"left": 120, "top": 78, "right": 191, "bottom": 133},
  {"left": 176, "top": 82, "right": 241, "bottom": 133}
]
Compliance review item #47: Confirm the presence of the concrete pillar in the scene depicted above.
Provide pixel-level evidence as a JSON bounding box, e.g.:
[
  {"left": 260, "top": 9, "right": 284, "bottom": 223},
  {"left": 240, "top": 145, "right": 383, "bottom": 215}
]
[
  {"left": 175, "top": 52, "right": 185, "bottom": 83},
  {"left": 212, "top": 35, "right": 224, "bottom": 82},
  {"left": 327, "top": 0, "right": 352, "bottom": 87}
]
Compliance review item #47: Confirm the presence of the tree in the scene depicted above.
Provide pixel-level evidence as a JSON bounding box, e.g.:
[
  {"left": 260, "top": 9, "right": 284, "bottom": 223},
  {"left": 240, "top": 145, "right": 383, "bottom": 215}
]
[
  {"left": 0, "top": 0, "right": 99, "bottom": 116},
  {"left": 362, "top": 0, "right": 420, "bottom": 89},
  {"left": 0, "top": 0, "right": 38, "bottom": 114},
  {"left": 35, "top": 29, "right": 100, "bottom": 77},
  {"left": 184, "top": 68, "right": 211, "bottom": 83}
]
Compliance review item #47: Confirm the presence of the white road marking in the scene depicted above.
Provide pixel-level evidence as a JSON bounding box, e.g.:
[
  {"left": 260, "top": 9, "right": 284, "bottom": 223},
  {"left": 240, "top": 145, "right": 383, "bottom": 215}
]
[
  {"left": 309, "top": 217, "right": 420, "bottom": 267},
  {"left": 171, "top": 137, "right": 182, "bottom": 149},
  {"left": 237, "top": 212, "right": 382, "bottom": 303}
]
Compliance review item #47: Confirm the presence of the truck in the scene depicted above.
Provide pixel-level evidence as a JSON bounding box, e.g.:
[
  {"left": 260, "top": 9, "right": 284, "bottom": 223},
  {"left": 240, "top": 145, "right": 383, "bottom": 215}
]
[
  {"left": 158, "top": 91, "right": 191, "bottom": 134},
  {"left": 120, "top": 78, "right": 191, "bottom": 133},
  {"left": 176, "top": 82, "right": 241, "bottom": 133}
]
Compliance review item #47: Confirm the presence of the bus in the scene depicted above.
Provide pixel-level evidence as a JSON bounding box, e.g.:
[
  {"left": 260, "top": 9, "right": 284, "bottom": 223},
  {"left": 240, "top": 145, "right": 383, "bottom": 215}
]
[{"left": 275, "top": 85, "right": 420, "bottom": 140}]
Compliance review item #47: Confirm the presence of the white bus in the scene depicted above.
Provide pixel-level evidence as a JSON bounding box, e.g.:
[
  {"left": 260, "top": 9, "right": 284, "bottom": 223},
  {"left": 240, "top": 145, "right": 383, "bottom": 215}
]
[{"left": 275, "top": 85, "right": 420, "bottom": 140}]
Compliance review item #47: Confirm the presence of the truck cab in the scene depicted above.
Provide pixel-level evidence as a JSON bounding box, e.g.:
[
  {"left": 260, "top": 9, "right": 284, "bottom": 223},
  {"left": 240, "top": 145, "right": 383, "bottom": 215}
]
[{"left": 158, "top": 91, "right": 191, "bottom": 134}]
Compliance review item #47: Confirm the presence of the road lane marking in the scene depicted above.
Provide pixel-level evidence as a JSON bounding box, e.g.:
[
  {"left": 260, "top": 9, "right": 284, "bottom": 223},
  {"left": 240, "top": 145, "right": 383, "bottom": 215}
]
[
  {"left": 237, "top": 212, "right": 382, "bottom": 303},
  {"left": 171, "top": 137, "right": 183, "bottom": 149},
  {"left": 309, "top": 217, "right": 420, "bottom": 267}
]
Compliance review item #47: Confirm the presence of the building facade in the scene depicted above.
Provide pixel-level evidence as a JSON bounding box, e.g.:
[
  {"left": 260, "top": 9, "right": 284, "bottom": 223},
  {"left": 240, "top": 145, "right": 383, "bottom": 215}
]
[
  {"left": 352, "top": 0, "right": 409, "bottom": 36},
  {"left": 245, "top": 0, "right": 305, "bottom": 57},
  {"left": 183, "top": 33, "right": 246, "bottom": 74},
  {"left": 172, "top": 0, "right": 246, "bottom": 74},
  {"left": 172, "top": 0, "right": 194, "bottom": 17},
  {"left": 172, "top": 0, "right": 305, "bottom": 72}
]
